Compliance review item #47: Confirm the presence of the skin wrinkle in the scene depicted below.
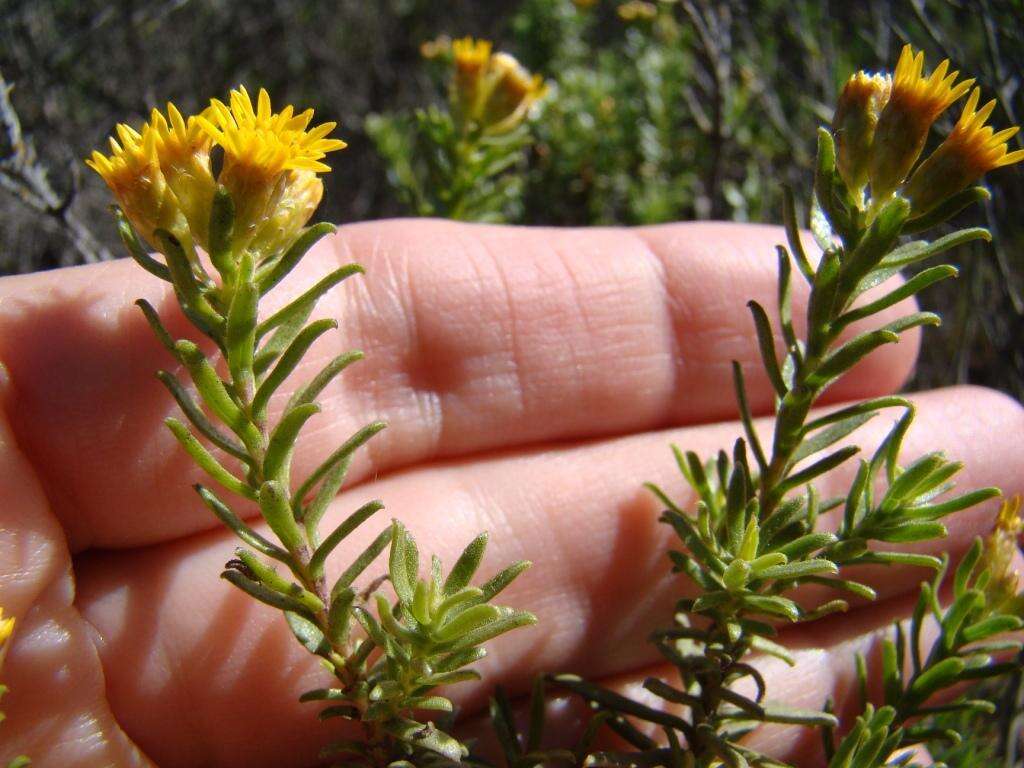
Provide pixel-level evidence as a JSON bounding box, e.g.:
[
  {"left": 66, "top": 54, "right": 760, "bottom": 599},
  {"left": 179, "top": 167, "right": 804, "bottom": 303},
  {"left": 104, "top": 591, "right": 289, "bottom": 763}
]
[
  {"left": 632, "top": 229, "right": 688, "bottom": 431},
  {"left": 458, "top": 227, "right": 526, "bottom": 439}
]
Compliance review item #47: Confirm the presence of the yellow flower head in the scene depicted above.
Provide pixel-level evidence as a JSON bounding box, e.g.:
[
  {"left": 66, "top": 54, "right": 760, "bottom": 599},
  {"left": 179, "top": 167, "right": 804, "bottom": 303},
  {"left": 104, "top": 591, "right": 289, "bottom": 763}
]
[
  {"left": 87, "top": 121, "right": 190, "bottom": 249},
  {"left": 832, "top": 71, "right": 891, "bottom": 194},
  {"left": 453, "top": 37, "right": 492, "bottom": 75},
  {"left": 479, "top": 52, "right": 549, "bottom": 135},
  {"left": 197, "top": 86, "right": 345, "bottom": 252},
  {"left": 905, "top": 87, "right": 1024, "bottom": 215},
  {"left": 199, "top": 86, "right": 345, "bottom": 181},
  {"left": 869, "top": 45, "right": 974, "bottom": 199}
]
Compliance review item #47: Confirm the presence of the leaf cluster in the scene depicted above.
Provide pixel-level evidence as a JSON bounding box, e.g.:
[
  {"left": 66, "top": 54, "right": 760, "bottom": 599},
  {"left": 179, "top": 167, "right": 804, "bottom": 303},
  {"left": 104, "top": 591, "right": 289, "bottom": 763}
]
[{"left": 826, "top": 540, "right": 1024, "bottom": 767}]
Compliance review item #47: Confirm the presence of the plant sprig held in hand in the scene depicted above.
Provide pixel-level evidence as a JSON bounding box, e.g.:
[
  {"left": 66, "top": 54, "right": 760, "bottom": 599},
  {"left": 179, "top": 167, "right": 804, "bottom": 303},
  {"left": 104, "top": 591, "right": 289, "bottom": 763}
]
[
  {"left": 555, "top": 44, "right": 1024, "bottom": 768},
  {"left": 88, "top": 86, "right": 536, "bottom": 767}
]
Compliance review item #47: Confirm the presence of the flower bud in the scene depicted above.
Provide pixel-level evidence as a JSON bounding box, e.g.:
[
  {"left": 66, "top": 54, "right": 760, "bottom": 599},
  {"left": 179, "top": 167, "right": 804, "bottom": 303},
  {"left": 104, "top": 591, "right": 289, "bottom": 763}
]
[
  {"left": 868, "top": 45, "right": 973, "bottom": 200},
  {"left": 905, "top": 87, "right": 1024, "bottom": 216},
  {"left": 832, "top": 71, "right": 890, "bottom": 194},
  {"left": 981, "top": 496, "right": 1023, "bottom": 616},
  {"left": 479, "top": 52, "right": 548, "bottom": 135},
  {"left": 87, "top": 123, "right": 192, "bottom": 250}
]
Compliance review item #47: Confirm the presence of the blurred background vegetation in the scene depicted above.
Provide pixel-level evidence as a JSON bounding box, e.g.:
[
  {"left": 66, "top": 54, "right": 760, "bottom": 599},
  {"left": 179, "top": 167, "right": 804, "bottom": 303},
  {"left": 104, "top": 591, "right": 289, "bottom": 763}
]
[{"left": 0, "top": 0, "right": 1021, "bottom": 397}]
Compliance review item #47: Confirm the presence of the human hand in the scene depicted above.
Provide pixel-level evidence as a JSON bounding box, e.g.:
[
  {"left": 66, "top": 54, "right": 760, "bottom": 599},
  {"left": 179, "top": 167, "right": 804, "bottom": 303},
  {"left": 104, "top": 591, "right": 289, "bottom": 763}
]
[{"left": 0, "top": 219, "right": 1020, "bottom": 767}]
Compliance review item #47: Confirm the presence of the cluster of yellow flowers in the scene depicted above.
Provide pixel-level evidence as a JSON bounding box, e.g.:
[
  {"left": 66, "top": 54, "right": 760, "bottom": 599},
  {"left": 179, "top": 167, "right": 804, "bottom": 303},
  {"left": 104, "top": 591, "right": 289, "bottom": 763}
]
[
  {"left": 450, "top": 37, "right": 548, "bottom": 135},
  {"left": 833, "top": 44, "right": 1023, "bottom": 215},
  {"left": 87, "top": 87, "right": 345, "bottom": 259}
]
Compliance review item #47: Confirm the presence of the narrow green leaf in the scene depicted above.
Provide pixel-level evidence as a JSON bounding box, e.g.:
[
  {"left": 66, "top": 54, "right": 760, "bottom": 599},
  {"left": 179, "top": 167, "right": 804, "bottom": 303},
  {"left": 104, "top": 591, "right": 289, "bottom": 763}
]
[
  {"left": 761, "top": 703, "right": 838, "bottom": 727},
  {"left": 194, "top": 484, "right": 288, "bottom": 562},
  {"left": 302, "top": 455, "right": 353, "bottom": 537},
  {"left": 741, "top": 594, "right": 800, "bottom": 621},
  {"left": 904, "top": 487, "right": 1000, "bottom": 520},
  {"left": 208, "top": 186, "right": 235, "bottom": 278},
  {"left": 903, "top": 187, "right": 990, "bottom": 233},
  {"left": 732, "top": 362, "right": 768, "bottom": 473},
  {"left": 327, "top": 587, "right": 355, "bottom": 647},
  {"left": 776, "top": 245, "right": 799, "bottom": 351},
  {"left": 476, "top": 560, "right": 531, "bottom": 603},
  {"left": 962, "top": 615, "right": 1024, "bottom": 644},
  {"left": 804, "top": 576, "right": 877, "bottom": 601},
  {"left": 224, "top": 251, "right": 258, "bottom": 390},
  {"left": 165, "top": 418, "right": 255, "bottom": 499},
  {"left": 309, "top": 500, "right": 385, "bottom": 578},
  {"left": 776, "top": 445, "right": 860, "bottom": 497},
  {"left": 443, "top": 532, "right": 489, "bottom": 597},
  {"left": 389, "top": 520, "right": 418, "bottom": 605},
  {"left": 156, "top": 371, "right": 248, "bottom": 460},
  {"left": 292, "top": 421, "right": 387, "bottom": 507},
  {"left": 252, "top": 318, "right": 337, "bottom": 422},
  {"left": 880, "top": 227, "right": 991, "bottom": 269},
  {"left": 330, "top": 526, "right": 392, "bottom": 600},
  {"left": 257, "top": 262, "right": 363, "bottom": 339},
  {"left": 434, "top": 604, "right": 502, "bottom": 642},
  {"left": 380, "top": 719, "right": 467, "bottom": 761},
  {"left": 222, "top": 569, "right": 313, "bottom": 615},
  {"left": 258, "top": 480, "right": 305, "bottom": 554},
  {"left": 776, "top": 532, "right": 836, "bottom": 561},
  {"left": 440, "top": 609, "right": 537, "bottom": 653},
  {"left": 757, "top": 558, "right": 837, "bottom": 582},
  {"left": 135, "top": 299, "right": 178, "bottom": 356},
  {"left": 285, "top": 350, "right": 363, "bottom": 413},
  {"left": 115, "top": 208, "right": 171, "bottom": 281},
  {"left": 907, "top": 657, "right": 965, "bottom": 703},
  {"left": 174, "top": 340, "right": 261, "bottom": 450},
  {"left": 782, "top": 186, "right": 815, "bottom": 283},
  {"left": 285, "top": 610, "right": 331, "bottom": 657},
  {"left": 793, "top": 412, "right": 874, "bottom": 465},
  {"left": 881, "top": 638, "right": 901, "bottom": 706},
  {"left": 747, "top": 301, "right": 787, "bottom": 397},
  {"left": 257, "top": 223, "right": 339, "bottom": 293},
  {"left": 809, "top": 330, "right": 899, "bottom": 388},
  {"left": 156, "top": 230, "right": 222, "bottom": 336},
  {"left": 263, "top": 403, "right": 320, "bottom": 485},
  {"left": 835, "top": 265, "right": 957, "bottom": 330}
]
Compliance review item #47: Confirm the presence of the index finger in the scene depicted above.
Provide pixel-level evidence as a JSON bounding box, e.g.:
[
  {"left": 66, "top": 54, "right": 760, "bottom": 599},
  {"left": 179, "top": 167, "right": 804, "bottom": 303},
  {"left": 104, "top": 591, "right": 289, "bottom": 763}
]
[{"left": 0, "top": 219, "right": 918, "bottom": 549}]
